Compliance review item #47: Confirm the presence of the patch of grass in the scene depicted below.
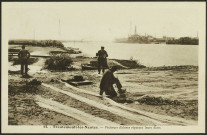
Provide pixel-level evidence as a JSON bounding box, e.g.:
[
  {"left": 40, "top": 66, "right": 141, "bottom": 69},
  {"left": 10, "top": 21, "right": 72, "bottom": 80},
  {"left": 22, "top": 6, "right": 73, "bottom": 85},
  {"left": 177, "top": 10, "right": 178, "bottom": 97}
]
[
  {"left": 8, "top": 85, "right": 40, "bottom": 96},
  {"left": 45, "top": 54, "right": 73, "bottom": 71}
]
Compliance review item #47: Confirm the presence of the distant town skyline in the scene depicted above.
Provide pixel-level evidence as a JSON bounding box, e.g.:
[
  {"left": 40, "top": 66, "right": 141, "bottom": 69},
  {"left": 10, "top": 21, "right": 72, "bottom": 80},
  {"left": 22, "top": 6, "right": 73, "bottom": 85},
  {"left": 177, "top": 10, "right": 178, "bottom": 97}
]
[{"left": 4, "top": 2, "right": 203, "bottom": 41}]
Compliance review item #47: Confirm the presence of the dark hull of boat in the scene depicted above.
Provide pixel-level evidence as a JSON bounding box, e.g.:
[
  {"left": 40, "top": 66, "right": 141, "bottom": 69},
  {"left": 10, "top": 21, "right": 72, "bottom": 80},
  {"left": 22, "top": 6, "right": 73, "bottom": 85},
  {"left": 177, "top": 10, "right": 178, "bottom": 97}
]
[{"left": 81, "top": 65, "right": 97, "bottom": 70}]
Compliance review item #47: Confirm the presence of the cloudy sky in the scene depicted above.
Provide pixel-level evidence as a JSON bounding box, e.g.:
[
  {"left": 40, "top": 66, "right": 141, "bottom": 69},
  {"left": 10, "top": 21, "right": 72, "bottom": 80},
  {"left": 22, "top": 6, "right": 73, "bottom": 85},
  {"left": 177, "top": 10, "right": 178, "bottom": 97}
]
[{"left": 4, "top": 2, "right": 203, "bottom": 41}]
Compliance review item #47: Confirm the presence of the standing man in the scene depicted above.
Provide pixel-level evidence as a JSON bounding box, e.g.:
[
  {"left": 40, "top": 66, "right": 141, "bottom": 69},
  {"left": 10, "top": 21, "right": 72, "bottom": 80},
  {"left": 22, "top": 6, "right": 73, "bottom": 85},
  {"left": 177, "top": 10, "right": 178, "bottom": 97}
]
[
  {"left": 99, "top": 66, "right": 125, "bottom": 97},
  {"left": 18, "top": 45, "right": 30, "bottom": 76},
  {"left": 96, "top": 46, "right": 108, "bottom": 74}
]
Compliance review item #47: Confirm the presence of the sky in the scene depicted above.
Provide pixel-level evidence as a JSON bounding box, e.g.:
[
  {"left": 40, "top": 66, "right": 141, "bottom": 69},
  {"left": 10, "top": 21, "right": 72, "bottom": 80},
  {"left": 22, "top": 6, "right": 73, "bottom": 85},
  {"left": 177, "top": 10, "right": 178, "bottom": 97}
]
[{"left": 4, "top": 2, "right": 202, "bottom": 41}]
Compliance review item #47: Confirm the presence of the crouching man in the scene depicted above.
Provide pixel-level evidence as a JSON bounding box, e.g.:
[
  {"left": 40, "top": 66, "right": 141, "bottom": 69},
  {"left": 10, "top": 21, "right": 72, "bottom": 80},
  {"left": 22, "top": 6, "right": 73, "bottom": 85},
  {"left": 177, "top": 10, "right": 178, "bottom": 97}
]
[{"left": 99, "top": 66, "right": 125, "bottom": 97}]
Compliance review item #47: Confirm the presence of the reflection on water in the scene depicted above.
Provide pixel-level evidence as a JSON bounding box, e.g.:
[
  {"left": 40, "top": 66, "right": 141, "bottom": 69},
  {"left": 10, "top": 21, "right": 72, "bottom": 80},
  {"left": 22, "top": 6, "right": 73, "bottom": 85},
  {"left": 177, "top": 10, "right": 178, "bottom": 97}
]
[{"left": 64, "top": 41, "right": 198, "bottom": 67}]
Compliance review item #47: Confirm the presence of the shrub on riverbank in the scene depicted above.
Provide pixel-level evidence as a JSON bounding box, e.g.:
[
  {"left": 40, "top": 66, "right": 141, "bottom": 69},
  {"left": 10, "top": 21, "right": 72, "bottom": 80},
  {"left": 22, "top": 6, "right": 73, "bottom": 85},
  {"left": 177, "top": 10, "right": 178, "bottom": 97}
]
[{"left": 45, "top": 54, "right": 73, "bottom": 71}]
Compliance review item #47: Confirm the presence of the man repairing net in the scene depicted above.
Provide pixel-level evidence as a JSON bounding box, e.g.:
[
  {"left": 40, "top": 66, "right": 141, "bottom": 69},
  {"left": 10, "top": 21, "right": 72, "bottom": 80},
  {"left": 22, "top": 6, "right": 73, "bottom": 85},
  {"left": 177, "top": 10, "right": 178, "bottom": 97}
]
[
  {"left": 18, "top": 45, "right": 30, "bottom": 76},
  {"left": 96, "top": 46, "right": 108, "bottom": 74},
  {"left": 99, "top": 66, "right": 126, "bottom": 97}
]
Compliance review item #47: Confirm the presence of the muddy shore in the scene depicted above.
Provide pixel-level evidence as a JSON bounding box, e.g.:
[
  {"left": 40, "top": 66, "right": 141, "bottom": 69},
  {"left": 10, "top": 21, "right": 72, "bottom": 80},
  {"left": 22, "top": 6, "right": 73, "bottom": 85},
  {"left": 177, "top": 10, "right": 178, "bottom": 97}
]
[{"left": 8, "top": 44, "right": 198, "bottom": 125}]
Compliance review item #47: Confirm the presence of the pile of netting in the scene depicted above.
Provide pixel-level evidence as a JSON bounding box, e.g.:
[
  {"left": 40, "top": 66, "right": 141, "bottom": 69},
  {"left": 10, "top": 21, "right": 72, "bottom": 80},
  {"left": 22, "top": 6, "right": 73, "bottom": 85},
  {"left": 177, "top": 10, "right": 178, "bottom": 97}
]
[{"left": 137, "top": 95, "right": 184, "bottom": 105}]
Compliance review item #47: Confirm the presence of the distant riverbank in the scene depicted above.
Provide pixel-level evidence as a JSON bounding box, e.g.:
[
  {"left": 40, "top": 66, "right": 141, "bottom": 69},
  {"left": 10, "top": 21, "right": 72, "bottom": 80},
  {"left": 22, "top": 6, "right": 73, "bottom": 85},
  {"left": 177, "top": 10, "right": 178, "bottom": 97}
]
[
  {"left": 166, "top": 37, "right": 199, "bottom": 45},
  {"left": 8, "top": 39, "right": 65, "bottom": 48}
]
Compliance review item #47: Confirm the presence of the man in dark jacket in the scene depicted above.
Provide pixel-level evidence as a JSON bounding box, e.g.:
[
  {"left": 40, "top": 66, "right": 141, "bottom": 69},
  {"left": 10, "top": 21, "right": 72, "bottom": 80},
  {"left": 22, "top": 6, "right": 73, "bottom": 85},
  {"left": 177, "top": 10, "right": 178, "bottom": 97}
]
[
  {"left": 18, "top": 45, "right": 30, "bottom": 75},
  {"left": 99, "top": 66, "right": 125, "bottom": 97},
  {"left": 96, "top": 46, "right": 108, "bottom": 74}
]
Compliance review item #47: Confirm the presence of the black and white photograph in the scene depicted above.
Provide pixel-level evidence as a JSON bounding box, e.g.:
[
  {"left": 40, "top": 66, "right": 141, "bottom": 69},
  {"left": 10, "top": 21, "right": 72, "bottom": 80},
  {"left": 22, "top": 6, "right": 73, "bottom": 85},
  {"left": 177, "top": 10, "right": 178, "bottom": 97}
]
[{"left": 1, "top": 2, "right": 206, "bottom": 133}]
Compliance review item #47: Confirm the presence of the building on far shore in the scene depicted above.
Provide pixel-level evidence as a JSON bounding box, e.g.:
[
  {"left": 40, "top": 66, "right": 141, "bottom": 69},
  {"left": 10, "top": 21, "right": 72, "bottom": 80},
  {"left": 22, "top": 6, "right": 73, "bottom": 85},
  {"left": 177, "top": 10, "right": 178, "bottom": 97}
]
[
  {"left": 115, "top": 25, "right": 198, "bottom": 45},
  {"left": 115, "top": 26, "right": 174, "bottom": 44}
]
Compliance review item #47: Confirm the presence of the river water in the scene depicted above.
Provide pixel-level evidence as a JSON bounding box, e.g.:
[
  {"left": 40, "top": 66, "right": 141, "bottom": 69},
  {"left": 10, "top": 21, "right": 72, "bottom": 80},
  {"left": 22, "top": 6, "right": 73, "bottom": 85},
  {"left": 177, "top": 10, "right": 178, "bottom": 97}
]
[{"left": 63, "top": 41, "right": 198, "bottom": 67}]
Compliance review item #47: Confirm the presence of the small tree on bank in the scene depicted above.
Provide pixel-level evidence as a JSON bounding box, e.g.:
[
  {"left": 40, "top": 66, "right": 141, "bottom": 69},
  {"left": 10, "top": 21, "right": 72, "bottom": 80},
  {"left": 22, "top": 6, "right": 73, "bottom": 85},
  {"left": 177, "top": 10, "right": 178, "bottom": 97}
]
[{"left": 45, "top": 54, "right": 73, "bottom": 71}]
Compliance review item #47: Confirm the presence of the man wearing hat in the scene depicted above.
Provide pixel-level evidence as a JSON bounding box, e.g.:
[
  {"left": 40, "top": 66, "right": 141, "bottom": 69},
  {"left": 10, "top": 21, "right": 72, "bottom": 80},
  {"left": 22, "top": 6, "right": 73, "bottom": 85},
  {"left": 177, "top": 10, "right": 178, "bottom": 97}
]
[
  {"left": 96, "top": 46, "right": 108, "bottom": 74},
  {"left": 18, "top": 45, "right": 30, "bottom": 76},
  {"left": 99, "top": 66, "right": 125, "bottom": 97}
]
